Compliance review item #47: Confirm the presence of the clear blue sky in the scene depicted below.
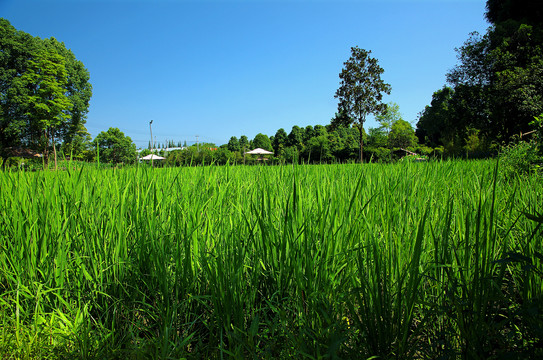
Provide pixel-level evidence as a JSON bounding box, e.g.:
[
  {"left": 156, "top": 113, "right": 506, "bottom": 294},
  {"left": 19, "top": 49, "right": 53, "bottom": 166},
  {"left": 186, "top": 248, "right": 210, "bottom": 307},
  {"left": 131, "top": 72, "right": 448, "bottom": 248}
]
[{"left": 2, "top": 0, "right": 489, "bottom": 148}]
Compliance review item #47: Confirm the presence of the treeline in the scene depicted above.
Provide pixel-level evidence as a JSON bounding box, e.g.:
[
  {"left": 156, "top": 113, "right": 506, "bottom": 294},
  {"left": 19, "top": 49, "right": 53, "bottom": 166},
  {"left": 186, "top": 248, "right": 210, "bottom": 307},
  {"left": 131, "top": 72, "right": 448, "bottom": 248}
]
[{"left": 159, "top": 117, "right": 433, "bottom": 166}]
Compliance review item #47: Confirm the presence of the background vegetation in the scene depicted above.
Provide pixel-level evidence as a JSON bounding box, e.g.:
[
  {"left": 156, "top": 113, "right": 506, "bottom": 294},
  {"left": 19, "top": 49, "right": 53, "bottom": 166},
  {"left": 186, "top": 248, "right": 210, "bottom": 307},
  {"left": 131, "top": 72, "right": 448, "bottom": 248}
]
[{"left": 2, "top": 1, "right": 542, "bottom": 169}]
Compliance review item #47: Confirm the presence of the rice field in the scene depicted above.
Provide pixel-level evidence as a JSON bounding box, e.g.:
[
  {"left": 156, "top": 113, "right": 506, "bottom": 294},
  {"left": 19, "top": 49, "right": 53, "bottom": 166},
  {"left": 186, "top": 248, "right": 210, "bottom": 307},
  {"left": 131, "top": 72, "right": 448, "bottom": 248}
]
[{"left": 0, "top": 160, "right": 542, "bottom": 359}]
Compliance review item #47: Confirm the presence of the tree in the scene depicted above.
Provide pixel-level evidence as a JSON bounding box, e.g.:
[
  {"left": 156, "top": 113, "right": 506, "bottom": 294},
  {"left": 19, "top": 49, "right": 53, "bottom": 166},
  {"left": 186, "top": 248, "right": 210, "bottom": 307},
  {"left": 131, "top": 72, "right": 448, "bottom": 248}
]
[
  {"left": 93, "top": 127, "right": 137, "bottom": 164},
  {"left": 445, "top": 32, "right": 495, "bottom": 141},
  {"left": 0, "top": 19, "right": 92, "bottom": 164},
  {"left": 416, "top": 87, "right": 455, "bottom": 147},
  {"left": 287, "top": 125, "right": 304, "bottom": 150},
  {"left": 283, "top": 146, "right": 299, "bottom": 164},
  {"left": 252, "top": 133, "right": 272, "bottom": 151},
  {"left": 485, "top": 0, "right": 543, "bottom": 26},
  {"left": 60, "top": 122, "right": 92, "bottom": 160},
  {"left": 365, "top": 127, "right": 391, "bottom": 162},
  {"left": 314, "top": 125, "right": 327, "bottom": 137},
  {"left": 213, "top": 147, "right": 234, "bottom": 165},
  {"left": 333, "top": 46, "right": 391, "bottom": 162},
  {"left": 303, "top": 125, "right": 315, "bottom": 143},
  {"left": 389, "top": 120, "right": 418, "bottom": 149},
  {"left": 488, "top": 24, "right": 543, "bottom": 139},
  {"left": 227, "top": 136, "right": 240, "bottom": 152},
  {"left": 326, "top": 129, "right": 344, "bottom": 160},
  {"left": 1, "top": 19, "right": 37, "bottom": 155},
  {"left": 367, "top": 127, "right": 388, "bottom": 148},
  {"left": 18, "top": 45, "right": 73, "bottom": 169},
  {"left": 304, "top": 135, "right": 332, "bottom": 163},
  {"left": 239, "top": 135, "right": 249, "bottom": 151},
  {"left": 46, "top": 37, "right": 92, "bottom": 156},
  {"left": 330, "top": 120, "right": 364, "bottom": 161},
  {"left": 272, "top": 128, "right": 288, "bottom": 156},
  {"left": 375, "top": 102, "right": 403, "bottom": 136}
]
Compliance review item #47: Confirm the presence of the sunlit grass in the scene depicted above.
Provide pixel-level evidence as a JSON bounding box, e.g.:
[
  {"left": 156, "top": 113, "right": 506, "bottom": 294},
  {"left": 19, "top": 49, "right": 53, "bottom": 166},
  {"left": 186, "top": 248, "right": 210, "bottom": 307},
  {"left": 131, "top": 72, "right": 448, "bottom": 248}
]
[{"left": 0, "top": 160, "right": 542, "bottom": 358}]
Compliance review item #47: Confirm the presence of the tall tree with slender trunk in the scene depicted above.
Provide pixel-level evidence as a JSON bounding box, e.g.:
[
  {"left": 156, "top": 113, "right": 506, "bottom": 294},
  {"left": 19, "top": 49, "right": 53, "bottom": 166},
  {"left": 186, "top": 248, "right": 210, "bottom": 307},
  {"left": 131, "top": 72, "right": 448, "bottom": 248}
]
[{"left": 333, "top": 47, "right": 391, "bottom": 163}]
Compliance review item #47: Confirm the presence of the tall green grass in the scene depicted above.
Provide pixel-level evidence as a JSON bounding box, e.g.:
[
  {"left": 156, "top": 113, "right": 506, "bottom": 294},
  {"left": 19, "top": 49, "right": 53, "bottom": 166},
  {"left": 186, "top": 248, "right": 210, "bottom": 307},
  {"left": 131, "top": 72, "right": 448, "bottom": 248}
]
[{"left": 0, "top": 160, "right": 542, "bottom": 358}]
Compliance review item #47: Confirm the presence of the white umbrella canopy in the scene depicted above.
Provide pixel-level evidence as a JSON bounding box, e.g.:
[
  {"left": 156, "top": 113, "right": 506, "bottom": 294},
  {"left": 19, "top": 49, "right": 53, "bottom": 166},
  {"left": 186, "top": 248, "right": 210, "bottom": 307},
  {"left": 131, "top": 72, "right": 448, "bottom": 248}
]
[
  {"left": 141, "top": 154, "right": 166, "bottom": 160},
  {"left": 245, "top": 148, "right": 274, "bottom": 155}
]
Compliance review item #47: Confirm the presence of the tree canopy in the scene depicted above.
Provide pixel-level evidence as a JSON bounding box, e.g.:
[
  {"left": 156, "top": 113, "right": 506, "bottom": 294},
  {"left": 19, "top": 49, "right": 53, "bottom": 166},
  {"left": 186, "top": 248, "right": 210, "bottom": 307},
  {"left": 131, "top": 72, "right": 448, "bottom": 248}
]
[
  {"left": 252, "top": 133, "right": 272, "bottom": 151},
  {"left": 389, "top": 120, "right": 417, "bottom": 149},
  {"left": 227, "top": 136, "right": 240, "bottom": 152},
  {"left": 375, "top": 101, "right": 403, "bottom": 136},
  {"left": 485, "top": 0, "right": 543, "bottom": 26},
  {"left": 272, "top": 128, "right": 288, "bottom": 156},
  {"left": 416, "top": 87, "right": 455, "bottom": 147},
  {"left": 93, "top": 127, "right": 137, "bottom": 164}
]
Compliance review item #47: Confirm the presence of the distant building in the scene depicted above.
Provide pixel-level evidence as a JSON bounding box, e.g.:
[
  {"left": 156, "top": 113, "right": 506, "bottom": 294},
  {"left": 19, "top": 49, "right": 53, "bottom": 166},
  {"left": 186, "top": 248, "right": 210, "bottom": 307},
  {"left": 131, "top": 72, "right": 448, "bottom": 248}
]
[{"left": 136, "top": 147, "right": 186, "bottom": 153}]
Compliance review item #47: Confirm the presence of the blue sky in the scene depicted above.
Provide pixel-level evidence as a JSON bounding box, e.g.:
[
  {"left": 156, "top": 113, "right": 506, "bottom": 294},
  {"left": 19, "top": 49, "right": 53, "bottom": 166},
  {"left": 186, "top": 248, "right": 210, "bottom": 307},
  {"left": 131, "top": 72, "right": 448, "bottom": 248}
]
[{"left": 1, "top": 0, "right": 490, "bottom": 148}]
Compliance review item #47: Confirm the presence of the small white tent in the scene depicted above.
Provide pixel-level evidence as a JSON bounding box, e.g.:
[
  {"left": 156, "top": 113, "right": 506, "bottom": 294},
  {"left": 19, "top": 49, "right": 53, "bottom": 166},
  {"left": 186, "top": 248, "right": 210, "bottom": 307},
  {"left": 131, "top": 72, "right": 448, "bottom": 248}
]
[
  {"left": 244, "top": 148, "right": 273, "bottom": 155},
  {"left": 141, "top": 154, "right": 166, "bottom": 160}
]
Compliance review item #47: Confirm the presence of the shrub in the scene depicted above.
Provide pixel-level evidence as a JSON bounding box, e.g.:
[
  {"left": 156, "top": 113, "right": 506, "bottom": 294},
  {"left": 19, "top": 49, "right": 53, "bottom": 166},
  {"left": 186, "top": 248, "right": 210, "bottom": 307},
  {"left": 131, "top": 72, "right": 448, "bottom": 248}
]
[
  {"left": 500, "top": 114, "right": 543, "bottom": 178},
  {"left": 500, "top": 140, "right": 541, "bottom": 178},
  {"left": 365, "top": 146, "right": 391, "bottom": 162},
  {"left": 432, "top": 146, "right": 445, "bottom": 158}
]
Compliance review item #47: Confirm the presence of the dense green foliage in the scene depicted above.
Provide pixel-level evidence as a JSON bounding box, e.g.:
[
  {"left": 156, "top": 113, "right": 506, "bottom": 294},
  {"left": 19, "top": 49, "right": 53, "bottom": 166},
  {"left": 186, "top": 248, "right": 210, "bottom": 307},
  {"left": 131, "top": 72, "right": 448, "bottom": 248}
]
[
  {"left": 1, "top": 161, "right": 542, "bottom": 358},
  {"left": 388, "top": 119, "right": 417, "bottom": 149},
  {"left": 0, "top": 19, "right": 92, "bottom": 164},
  {"left": 500, "top": 114, "right": 543, "bottom": 178},
  {"left": 93, "top": 127, "right": 137, "bottom": 165},
  {"left": 375, "top": 101, "right": 402, "bottom": 136},
  {"left": 500, "top": 139, "right": 541, "bottom": 177},
  {"left": 251, "top": 133, "right": 273, "bottom": 151},
  {"left": 416, "top": 0, "right": 543, "bottom": 153}
]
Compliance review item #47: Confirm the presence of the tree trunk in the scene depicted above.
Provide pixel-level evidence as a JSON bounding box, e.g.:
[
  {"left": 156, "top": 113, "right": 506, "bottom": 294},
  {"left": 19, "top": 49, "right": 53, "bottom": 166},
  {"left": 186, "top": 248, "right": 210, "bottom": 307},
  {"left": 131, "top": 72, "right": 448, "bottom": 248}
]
[
  {"left": 358, "top": 122, "right": 364, "bottom": 163},
  {"left": 43, "top": 128, "right": 49, "bottom": 170},
  {"left": 52, "top": 131, "right": 58, "bottom": 171}
]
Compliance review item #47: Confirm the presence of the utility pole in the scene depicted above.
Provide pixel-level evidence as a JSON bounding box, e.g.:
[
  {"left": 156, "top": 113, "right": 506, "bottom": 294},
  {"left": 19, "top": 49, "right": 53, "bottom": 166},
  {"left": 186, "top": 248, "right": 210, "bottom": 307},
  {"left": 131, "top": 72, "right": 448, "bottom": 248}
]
[
  {"left": 149, "top": 120, "right": 154, "bottom": 167},
  {"left": 149, "top": 120, "right": 154, "bottom": 151},
  {"left": 196, "top": 135, "right": 199, "bottom": 152}
]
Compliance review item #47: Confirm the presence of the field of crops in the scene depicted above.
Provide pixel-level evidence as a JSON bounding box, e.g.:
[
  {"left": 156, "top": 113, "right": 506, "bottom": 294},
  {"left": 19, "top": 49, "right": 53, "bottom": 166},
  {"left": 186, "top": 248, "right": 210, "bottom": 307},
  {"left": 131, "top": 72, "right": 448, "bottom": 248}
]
[{"left": 1, "top": 160, "right": 542, "bottom": 359}]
